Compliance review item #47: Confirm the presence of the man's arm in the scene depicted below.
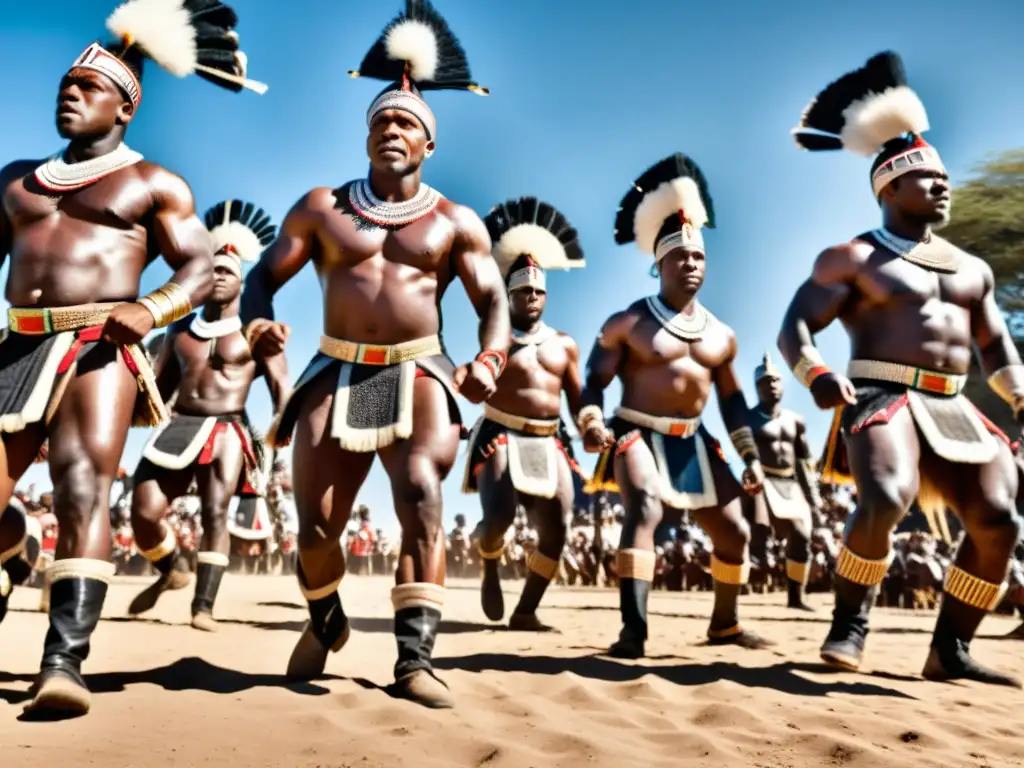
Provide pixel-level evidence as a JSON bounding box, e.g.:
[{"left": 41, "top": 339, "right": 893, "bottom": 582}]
[
  {"left": 972, "top": 260, "right": 1024, "bottom": 426},
  {"left": 561, "top": 336, "right": 585, "bottom": 419},
  {"left": 255, "top": 347, "right": 291, "bottom": 414},
  {"left": 711, "top": 330, "right": 762, "bottom": 471},
  {"left": 793, "top": 415, "right": 823, "bottom": 510},
  {"left": 578, "top": 312, "right": 630, "bottom": 450},
  {"left": 777, "top": 244, "right": 863, "bottom": 406},
  {"left": 151, "top": 327, "right": 183, "bottom": 404}
]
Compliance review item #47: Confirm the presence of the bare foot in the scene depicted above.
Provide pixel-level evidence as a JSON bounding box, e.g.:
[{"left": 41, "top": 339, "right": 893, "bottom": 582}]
[
  {"left": 191, "top": 611, "right": 218, "bottom": 633},
  {"left": 708, "top": 626, "right": 774, "bottom": 649}
]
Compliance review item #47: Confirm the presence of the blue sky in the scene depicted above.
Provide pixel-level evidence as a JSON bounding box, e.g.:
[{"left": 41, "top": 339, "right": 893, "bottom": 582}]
[{"left": 3, "top": 0, "right": 1023, "bottom": 533}]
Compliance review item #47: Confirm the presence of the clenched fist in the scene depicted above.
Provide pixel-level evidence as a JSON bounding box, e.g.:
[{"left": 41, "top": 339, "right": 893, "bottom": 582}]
[
  {"left": 453, "top": 360, "right": 497, "bottom": 404},
  {"left": 102, "top": 302, "right": 156, "bottom": 346},
  {"left": 248, "top": 319, "right": 290, "bottom": 358}
]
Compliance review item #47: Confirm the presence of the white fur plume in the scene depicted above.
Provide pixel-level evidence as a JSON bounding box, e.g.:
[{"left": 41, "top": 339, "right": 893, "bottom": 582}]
[
  {"left": 107, "top": 0, "right": 197, "bottom": 77},
  {"left": 633, "top": 177, "right": 708, "bottom": 255},
  {"left": 209, "top": 222, "right": 262, "bottom": 263},
  {"left": 386, "top": 20, "right": 438, "bottom": 81},
  {"left": 493, "top": 224, "right": 570, "bottom": 276},
  {"left": 840, "top": 85, "right": 929, "bottom": 157}
]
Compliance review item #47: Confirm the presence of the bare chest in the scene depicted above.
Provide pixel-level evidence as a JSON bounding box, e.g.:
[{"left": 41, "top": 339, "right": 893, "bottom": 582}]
[
  {"left": 176, "top": 331, "right": 254, "bottom": 372},
  {"left": 507, "top": 338, "right": 569, "bottom": 377},
  {"left": 754, "top": 414, "right": 797, "bottom": 445},
  {"left": 855, "top": 249, "right": 984, "bottom": 310},
  {"left": 627, "top": 317, "right": 727, "bottom": 374},
  {"left": 6, "top": 169, "right": 150, "bottom": 236}
]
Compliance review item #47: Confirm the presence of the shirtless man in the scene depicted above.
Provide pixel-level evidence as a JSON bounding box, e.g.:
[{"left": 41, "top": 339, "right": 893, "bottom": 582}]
[
  {"left": 241, "top": 1, "right": 506, "bottom": 708},
  {"left": 782, "top": 51, "right": 1022, "bottom": 685},
  {"left": 745, "top": 352, "right": 822, "bottom": 611},
  {"left": 464, "top": 197, "right": 586, "bottom": 631},
  {"left": 128, "top": 200, "right": 288, "bottom": 631},
  {"left": 0, "top": 1, "right": 259, "bottom": 715},
  {"left": 580, "top": 153, "right": 769, "bottom": 658}
]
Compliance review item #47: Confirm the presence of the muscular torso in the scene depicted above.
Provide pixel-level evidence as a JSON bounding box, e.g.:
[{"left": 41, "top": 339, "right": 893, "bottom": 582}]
[
  {"left": 310, "top": 185, "right": 458, "bottom": 343},
  {"left": 169, "top": 323, "right": 257, "bottom": 416},
  {"left": 2, "top": 160, "right": 160, "bottom": 306},
  {"left": 837, "top": 235, "right": 986, "bottom": 374},
  {"left": 750, "top": 407, "right": 801, "bottom": 471},
  {"left": 617, "top": 302, "right": 733, "bottom": 418},
  {"left": 486, "top": 331, "right": 574, "bottom": 420}
]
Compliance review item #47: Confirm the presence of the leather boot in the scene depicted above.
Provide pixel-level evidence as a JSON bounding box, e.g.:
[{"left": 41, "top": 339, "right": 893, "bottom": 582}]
[
  {"left": 608, "top": 578, "right": 650, "bottom": 658},
  {"left": 820, "top": 577, "right": 877, "bottom": 670},
  {"left": 286, "top": 567, "right": 349, "bottom": 681},
  {"left": 190, "top": 556, "right": 227, "bottom": 632}
]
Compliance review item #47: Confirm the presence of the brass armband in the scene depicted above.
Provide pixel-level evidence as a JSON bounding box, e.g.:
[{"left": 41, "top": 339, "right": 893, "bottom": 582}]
[
  {"left": 988, "top": 365, "right": 1024, "bottom": 417},
  {"left": 729, "top": 426, "right": 758, "bottom": 463},
  {"left": 577, "top": 405, "right": 605, "bottom": 432},
  {"left": 137, "top": 282, "right": 192, "bottom": 328},
  {"left": 793, "top": 345, "right": 831, "bottom": 389}
]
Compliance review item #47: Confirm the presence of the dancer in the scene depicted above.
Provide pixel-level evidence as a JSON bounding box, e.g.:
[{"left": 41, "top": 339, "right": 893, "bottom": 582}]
[
  {"left": 780, "top": 51, "right": 1022, "bottom": 685},
  {"left": 745, "top": 352, "right": 822, "bottom": 611},
  {"left": 581, "top": 153, "right": 770, "bottom": 658},
  {"left": 241, "top": 0, "right": 506, "bottom": 708},
  {"left": 465, "top": 197, "right": 586, "bottom": 631},
  {"left": 0, "top": 0, "right": 264, "bottom": 715},
  {"left": 128, "top": 200, "right": 287, "bottom": 631}
]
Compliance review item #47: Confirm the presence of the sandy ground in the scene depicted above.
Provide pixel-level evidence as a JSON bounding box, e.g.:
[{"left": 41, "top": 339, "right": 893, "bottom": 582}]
[{"left": 2, "top": 575, "right": 1023, "bottom": 768}]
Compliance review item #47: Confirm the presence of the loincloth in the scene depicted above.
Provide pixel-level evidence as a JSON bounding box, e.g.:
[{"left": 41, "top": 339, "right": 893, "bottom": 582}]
[
  {"left": 227, "top": 493, "right": 273, "bottom": 542},
  {"left": 757, "top": 466, "right": 811, "bottom": 527},
  {"left": 142, "top": 411, "right": 260, "bottom": 493},
  {"left": 819, "top": 360, "right": 1010, "bottom": 513},
  {"left": 585, "top": 407, "right": 736, "bottom": 510},
  {"left": 267, "top": 334, "right": 461, "bottom": 452},
  {"left": 461, "top": 404, "right": 582, "bottom": 498},
  {"left": 0, "top": 304, "right": 167, "bottom": 434}
]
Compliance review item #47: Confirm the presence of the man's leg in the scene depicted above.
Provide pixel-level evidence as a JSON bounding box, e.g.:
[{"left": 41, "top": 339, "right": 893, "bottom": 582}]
[
  {"left": 126, "top": 460, "right": 192, "bottom": 616},
  {"left": 0, "top": 427, "right": 48, "bottom": 624},
  {"left": 476, "top": 444, "right": 517, "bottom": 621},
  {"left": 509, "top": 455, "right": 573, "bottom": 632},
  {"left": 26, "top": 347, "right": 137, "bottom": 717},
  {"left": 286, "top": 372, "right": 374, "bottom": 681},
  {"left": 775, "top": 516, "right": 813, "bottom": 611},
  {"left": 378, "top": 376, "right": 461, "bottom": 709},
  {"left": 821, "top": 411, "right": 920, "bottom": 671},
  {"left": 191, "top": 432, "right": 245, "bottom": 631},
  {"left": 919, "top": 444, "right": 1022, "bottom": 686},
  {"left": 607, "top": 437, "right": 664, "bottom": 659}
]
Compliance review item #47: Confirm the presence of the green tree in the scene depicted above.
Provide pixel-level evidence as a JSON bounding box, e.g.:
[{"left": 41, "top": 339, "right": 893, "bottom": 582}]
[{"left": 943, "top": 148, "right": 1024, "bottom": 434}]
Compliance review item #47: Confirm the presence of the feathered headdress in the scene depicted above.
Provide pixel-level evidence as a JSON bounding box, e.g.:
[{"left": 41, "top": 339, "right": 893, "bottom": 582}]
[
  {"left": 70, "top": 0, "right": 267, "bottom": 110},
  {"left": 754, "top": 350, "right": 781, "bottom": 383},
  {"left": 484, "top": 197, "right": 585, "bottom": 292},
  {"left": 791, "top": 51, "right": 943, "bottom": 197},
  {"left": 614, "top": 153, "right": 715, "bottom": 263},
  {"left": 204, "top": 200, "right": 276, "bottom": 277},
  {"left": 349, "top": 0, "right": 487, "bottom": 141}
]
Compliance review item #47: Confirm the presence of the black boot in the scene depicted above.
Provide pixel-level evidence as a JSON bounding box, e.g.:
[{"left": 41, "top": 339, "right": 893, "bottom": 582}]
[
  {"left": 820, "top": 577, "right": 877, "bottom": 670},
  {"left": 392, "top": 604, "right": 452, "bottom": 708},
  {"left": 923, "top": 593, "right": 1021, "bottom": 687},
  {"left": 128, "top": 548, "right": 190, "bottom": 616},
  {"left": 190, "top": 560, "right": 226, "bottom": 632},
  {"left": 24, "top": 573, "right": 108, "bottom": 719},
  {"left": 286, "top": 569, "right": 350, "bottom": 681},
  {"left": 480, "top": 557, "right": 504, "bottom": 621},
  {"left": 787, "top": 577, "right": 815, "bottom": 612},
  {"left": 707, "top": 580, "right": 774, "bottom": 649},
  {"left": 510, "top": 572, "right": 559, "bottom": 632},
  {"left": 608, "top": 578, "right": 650, "bottom": 658}
]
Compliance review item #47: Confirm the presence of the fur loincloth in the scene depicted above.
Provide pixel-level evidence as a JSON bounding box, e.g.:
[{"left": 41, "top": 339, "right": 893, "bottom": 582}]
[
  {"left": 461, "top": 406, "right": 581, "bottom": 498},
  {"left": 142, "top": 411, "right": 260, "bottom": 492},
  {"left": 758, "top": 468, "right": 812, "bottom": 527},
  {"left": 0, "top": 323, "right": 166, "bottom": 434},
  {"left": 586, "top": 413, "right": 736, "bottom": 511},
  {"left": 268, "top": 352, "right": 460, "bottom": 452}
]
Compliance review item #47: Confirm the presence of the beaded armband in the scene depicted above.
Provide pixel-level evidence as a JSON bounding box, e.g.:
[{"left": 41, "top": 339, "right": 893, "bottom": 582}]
[
  {"left": 577, "top": 405, "right": 605, "bottom": 432},
  {"left": 793, "top": 345, "right": 831, "bottom": 389},
  {"left": 729, "top": 426, "right": 759, "bottom": 464},
  {"left": 475, "top": 350, "right": 507, "bottom": 380},
  {"left": 137, "top": 282, "right": 192, "bottom": 329},
  {"left": 988, "top": 365, "right": 1024, "bottom": 418}
]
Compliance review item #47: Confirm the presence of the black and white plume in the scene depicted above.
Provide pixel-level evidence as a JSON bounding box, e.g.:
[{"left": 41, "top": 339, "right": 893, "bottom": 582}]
[
  {"left": 484, "top": 198, "right": 585, "bottom": 276},
  {"left": 106, "top": 0, "right": 267, "bottom": 94},
  {"left": 348, "top": 0, "right": 488, "bottom": 94},
  {"left": 614, "top": 153, "right": 715, "bottom": 254},
  {"left": 204, "top": 200, "right": 276, "bottom": 263},
  {"left": 791, "top": 51, "right": 928, "bottom": 156}
]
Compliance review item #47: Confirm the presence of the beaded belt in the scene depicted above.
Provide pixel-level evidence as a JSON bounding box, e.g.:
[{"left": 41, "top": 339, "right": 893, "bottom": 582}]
[
  {"left": 762, "top": 465, "right": 796, "bottom": 478},
  {"left": 318, "top": 334, "right": 441, "bottom": 365},
  {"left": 483, "top": 404, "right": 559, "bottom": 437},
  {"left": 847, "top": 360, "right": 966, "bottom": 396},
  {"left": 615, "top": 406, "right": 701, "bottom": 437},
  {"left": 7, "top": 303, "right": 121, "bottom": 335}
]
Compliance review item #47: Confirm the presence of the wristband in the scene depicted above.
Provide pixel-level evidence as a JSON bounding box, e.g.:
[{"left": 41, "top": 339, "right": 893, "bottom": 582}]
[
  {"left": 577, "top": 405, "right": 604, "bottom": 432},
  {"left": 793, "top": 345, "right": 830, "bottom": 389},
  {"left": 729, "top": 426, "right": 759, "bottom": 463},
  {"left": 988, "top": 365, "right": 1024, "bottom": 417},
  {"left": 137, "top": 282, "right": 192, "bottom": 328},
  {"left": 475, "top": 350, "right": 507, "bottom": 380}
]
